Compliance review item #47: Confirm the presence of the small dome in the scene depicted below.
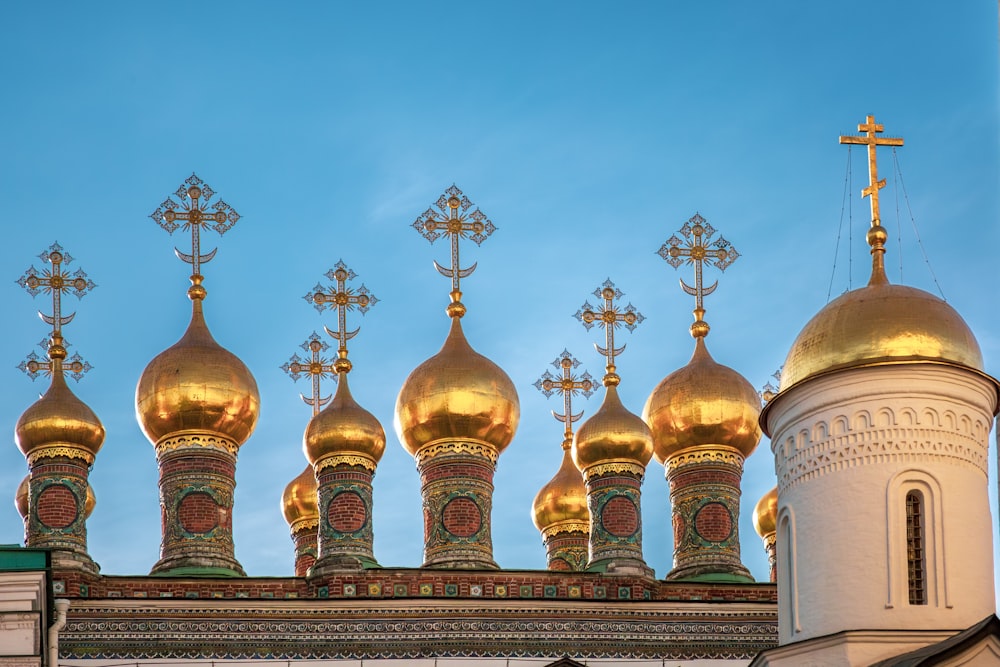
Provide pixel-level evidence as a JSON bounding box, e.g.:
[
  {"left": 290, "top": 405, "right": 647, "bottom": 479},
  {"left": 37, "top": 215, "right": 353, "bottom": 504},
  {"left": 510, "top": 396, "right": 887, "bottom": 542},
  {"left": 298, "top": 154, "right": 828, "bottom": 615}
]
[
  {"left": 15, "top": 371, "right": 105, "bottom": 460},
  {"left": 643, "top": 338, "right": 762, "bottom": 464},
  {"left": 83, "top": 483, "right": 96, "bottom": 520},
  {"left": 136, "top": 300, "right": 260, "bottom": 447},
  {"left": 781, "top": 279, "right": 983, "bottom": 391},
  {"left": 532, "top": 445, "right": 589, "bottom": 532},
  {"left": 573, "top": 385, "right": 653, "bottom": 472},
  {"left": 15, "top": 475, "right": 29, "bottom": 519},
  {"left": 304, "top": 374, "right": 386, "bottom": 466},
  {"left": 395, "top": 317, "right": 519, "bottom": 456},
  {"left": 281, "top": 464, "right": 318, "bottom": 527},
  {"left": 753, "top": 485, "right": 778, "bottom": 538}
]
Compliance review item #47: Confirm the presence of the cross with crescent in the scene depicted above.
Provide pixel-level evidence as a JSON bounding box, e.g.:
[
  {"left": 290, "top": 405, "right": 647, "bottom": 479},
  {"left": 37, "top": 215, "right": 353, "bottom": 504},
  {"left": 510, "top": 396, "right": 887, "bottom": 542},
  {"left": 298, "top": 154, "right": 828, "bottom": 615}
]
[
  {"left": 533, "top": 350, "right": 596, "bottom": 446},
  {"left": 302, "top": 260, "right": 377, "bottom": 373},
  {"left": 16, "top": 242, "right": 96, "bottom": 380},
  {"left": 281, "top": 332, "right": 338, "bottom": 415},
  {"left": 149, "top": 174, "right": 240, "bottom": 291},
  {"left": 574, "top": 279, "right": 644, "bottom": 386},
  {"left": 412, "top": 184, "right": 495, "bottom": 314},
  {"left": 839, "top": 115, "right": 904, "bottom": 228},
  {"left": 657, "top": 213, "right": 739, "bottom": 338}
]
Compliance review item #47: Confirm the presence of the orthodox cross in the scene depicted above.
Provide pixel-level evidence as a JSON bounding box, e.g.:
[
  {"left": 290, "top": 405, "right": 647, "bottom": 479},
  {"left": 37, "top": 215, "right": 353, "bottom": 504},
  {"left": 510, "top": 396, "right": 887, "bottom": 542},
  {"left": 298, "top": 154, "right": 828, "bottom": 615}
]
[
  {"left": 574, "top": 279, "right": 644, "bottom": 386},
  {"left": 16, "top": 242, "right": 96, "bottom": 381},
  {"left": 302, "top": 260, "right": 377, "bottom": 374},
  {"left": 281, "top": 332, "right": 337, "bottom": 415},
  {"left": 839, "top": 115, "right": 904, "bottom": 228},
  {"left": 149, "top": 174, "right": 240, "bottom": 292},
  {"left": 533, "top": 350, "right": 596, "bottom": 446},
  {"left": 412, "top": 184, "right": 495, "bottom": 315},
  {"left": 759, "top": 368, "right": 783, "bottom": 404},
  {"left": 657, "top": 213, "right": 739, "bottom": 338}
]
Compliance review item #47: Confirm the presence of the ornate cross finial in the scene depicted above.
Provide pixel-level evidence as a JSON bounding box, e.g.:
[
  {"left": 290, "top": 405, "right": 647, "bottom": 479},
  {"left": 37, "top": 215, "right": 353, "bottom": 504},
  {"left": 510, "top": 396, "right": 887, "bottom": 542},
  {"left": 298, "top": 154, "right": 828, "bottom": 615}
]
[
  {"left": 281, "top": 332, "right": 338, "bottom": 416},
  {"left": 839, "top": 115, "right": 904, "bottom": 230},
  {"left": 302, "top": 260, "right": 377, "bottom": 375},
  {"left": 574, "top": 279, "right": 644, "bottom": 387},
  {"left": 533, "top": 350, "right": 596, "bottom": 448},
  {"left": 16, "top": 242, "right": 96, "bottom": 378},
  {"left": 18, "top": 338, "right": 92, "bottom": 382},
  {"left": 149, "top": 173, "right": 240, "bottom": 300},
  {"left": 412, "top": 184, "right": 496, "bottom": 318},
  {"left": 759, "top": 367, "right": 782, "bottom": 404},
  {"left": 657, "top": 213, "right": 739, "bottom": 339}
]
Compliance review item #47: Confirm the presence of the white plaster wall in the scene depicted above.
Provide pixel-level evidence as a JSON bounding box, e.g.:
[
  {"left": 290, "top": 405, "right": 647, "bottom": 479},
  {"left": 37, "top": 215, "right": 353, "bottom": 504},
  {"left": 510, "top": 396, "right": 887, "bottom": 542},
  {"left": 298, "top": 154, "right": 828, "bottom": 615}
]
[{"left": 766, "top": 365, "right": 997, "bottom": 645}]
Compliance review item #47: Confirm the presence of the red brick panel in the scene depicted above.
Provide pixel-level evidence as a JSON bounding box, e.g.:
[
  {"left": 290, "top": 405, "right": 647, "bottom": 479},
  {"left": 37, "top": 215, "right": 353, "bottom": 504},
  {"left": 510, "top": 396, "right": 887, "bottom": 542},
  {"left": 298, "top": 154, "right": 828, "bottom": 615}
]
[
  {"left": 178, "top": 492, "right": 221, "bottom": 534},
  {"left": 328, "top": 491, "right": 367, "bottom": 533},
  {"left": 601, "top": 495, "right": 639, "bottom": 538},
  {"left": 694, "top": 502, "right": 733, "bottom": 542},
  {"left": 36, "top": 484, "right": 78, "bottom": 529},
  {"left": 441, "top": 497, "right": 482, "bottom": 538}
]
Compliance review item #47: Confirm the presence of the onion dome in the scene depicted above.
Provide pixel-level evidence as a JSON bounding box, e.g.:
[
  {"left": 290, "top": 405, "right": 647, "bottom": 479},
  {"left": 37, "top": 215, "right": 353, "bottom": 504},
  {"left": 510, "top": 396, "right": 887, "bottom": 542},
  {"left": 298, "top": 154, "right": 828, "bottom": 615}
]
[
  {"left": 304, "top": 373, "right": 386, "bottom": 466},
  {"left": 780, "top": 275, "right": 984, "bottom": 392},
  {"left": 573, "top": 385, "right": 653, "bottom": 472},
  {"left": 532, "top": 444, "right": 589, "bottom": 532},
  {"left": 643, "top": 337, "right": 762, "bottom": 464},
  {"left": 281, "top": 464, "right": 318, "bottom": 528},
  {"left": 135, "top": 299, "right": 259, "bottom": 447},
  {"left": 395, "top": 317, "right": 519, "bottom": 456},
  {"left": 753, "top": 485, "right": 778, "bottom": 540},
  {"left": 15, "top": 370, "right": 105, "bottom": 461},
  {"left": 14, "top": 475, "right": 29, "bottom": 519}
]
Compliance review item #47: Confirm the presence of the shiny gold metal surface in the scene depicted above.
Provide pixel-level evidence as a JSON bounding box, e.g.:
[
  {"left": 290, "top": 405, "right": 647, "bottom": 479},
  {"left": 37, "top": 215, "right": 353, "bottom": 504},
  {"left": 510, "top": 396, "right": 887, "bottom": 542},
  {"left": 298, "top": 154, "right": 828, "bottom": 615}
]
[
  {"left": 281, "top": 464, "right": 318, "bottom": 528},
  {"left": 15, "top": 369, "right": 105, "bottom": 460},
  {"left": 395, "top": 317, "right": 519, "bottom": 457},
  {"left": 573, "top": 280, "right": 644, "bottom": 386},
  {"left": 532, "top": 446, "right": 589, "bottom": 532},
  {"left": 572, "top": 385, "right": 653, "bottom": 472},
  {"left": 83, "top": 484, "right": 96, "bottom": 520},
  {"left": 779, "top": 281, "right": 984, "bottom": 391},
  {"left": 304, "top": 373, "right": 386, "bottom": 466},
  {"left": 839, "top": 114, "right": 903, "bottom": 229},
  {"left": 15, "top": 475, "right": 29, "bottom": 519},
  {"left": 643, "top": 338, "right": 761, "bottom": 464},
  {"left": 752, "top": 486, "right": 778, "bottom": 539},
  {"left": 135, "top": 299, "right": 260, "bottom": 447}
]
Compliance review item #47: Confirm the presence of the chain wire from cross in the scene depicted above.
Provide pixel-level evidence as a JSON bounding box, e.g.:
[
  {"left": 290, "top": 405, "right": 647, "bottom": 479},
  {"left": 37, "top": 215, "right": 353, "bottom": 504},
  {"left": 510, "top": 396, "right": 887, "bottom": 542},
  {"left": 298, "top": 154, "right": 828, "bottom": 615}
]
[
  {"left": 15, "top": 242, "right": 96, "bottom": 381},
  {"left": 302, "top": 260, "right": 377, "bottom": 374},
  {"left": 533, "top": 350, "right": 596, "bottom": 446},
  {"left": 657, "top": 213, "right": 739, "bottom": 338},
  {"left": 280, "top": 332, "right": 338, "bottom": 415},
  {"left": 573, "top": 279, "right": 644, "bottom": 386}
]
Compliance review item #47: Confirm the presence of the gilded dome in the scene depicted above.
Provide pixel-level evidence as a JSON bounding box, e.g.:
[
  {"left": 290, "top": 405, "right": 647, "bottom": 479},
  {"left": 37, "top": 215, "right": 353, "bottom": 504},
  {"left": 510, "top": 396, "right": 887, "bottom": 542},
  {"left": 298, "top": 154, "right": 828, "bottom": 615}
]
[
  {"left": 135, "top": 300, "right": 260, "bottom": 446},
  {"left": 753, "top": 485, "right": 778, "bottom": 538},
  {"left": 15, "top": 475, "right": 29, "bottom": 519},
  {"left": 780, "top": 277, "right": 983, "bottom": 392},
  {"left": 532, "top": 444, "right": 589, "bottom": 532},
  {"left": 572, "top": 385, "right": 653, "bottom": 472},
  {"left": 395, "top": 317, "right": 519, "bottom": 456},
  {"left": 643, "top": 337, "right": 762, "bottom": 463},
  {"left": 281, "top": 464, "right": 318, "bottom": 527},
  {"left": 304, "top": 373, "right": 386, "bottom": 466},
  {"left": 15, "top": 370, "right": 105, "bottom": 460}
]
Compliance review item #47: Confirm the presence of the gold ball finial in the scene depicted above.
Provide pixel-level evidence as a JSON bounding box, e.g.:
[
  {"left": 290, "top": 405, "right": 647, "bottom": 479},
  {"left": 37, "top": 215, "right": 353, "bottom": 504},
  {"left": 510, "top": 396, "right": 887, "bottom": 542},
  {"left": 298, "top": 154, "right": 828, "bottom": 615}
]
[
  {"left": 187, "top": 185, "right": 202, "bottom": 199},
  {"left": 867, "top": 223, "right": 887, "bottom": 248},
  {"left": 690, "top": 320, "right": 710, "bottom": 338}
]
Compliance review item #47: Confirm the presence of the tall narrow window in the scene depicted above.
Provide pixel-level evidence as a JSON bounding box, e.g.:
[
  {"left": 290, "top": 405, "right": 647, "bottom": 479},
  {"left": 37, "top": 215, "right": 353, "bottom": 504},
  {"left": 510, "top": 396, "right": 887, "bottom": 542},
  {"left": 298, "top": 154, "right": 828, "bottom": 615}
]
[{"left": 905, "top": 491, "right": 927, "bottom": 605}]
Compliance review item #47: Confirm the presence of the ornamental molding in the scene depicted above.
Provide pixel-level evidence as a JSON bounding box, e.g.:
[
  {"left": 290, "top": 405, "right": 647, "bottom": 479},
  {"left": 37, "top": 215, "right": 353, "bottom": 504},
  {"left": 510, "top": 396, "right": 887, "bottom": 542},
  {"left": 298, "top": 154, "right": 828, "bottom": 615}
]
[
  {"left": 290, "top": 517, "right": 319, "bottom": 534},
  {"left": 27, "top": 445, "right": 94, "bottom": 466},
  {"left": 415, "top": 439, "right": 500, "bottom": 466},
  {"left": 665, "top": 446, "right": 745, "bottom": 474},
  {"left": 315, "top": 453, "right": 377, "bottom": 473},
  {"left": 155, "top": 431, "right": 239, "bottom": 457},
  {"left": 542, "top": 521, "right": 589, "bottom": 538},
  {"left": 583, "top": 460, "right": 645, "bottom": 480}
]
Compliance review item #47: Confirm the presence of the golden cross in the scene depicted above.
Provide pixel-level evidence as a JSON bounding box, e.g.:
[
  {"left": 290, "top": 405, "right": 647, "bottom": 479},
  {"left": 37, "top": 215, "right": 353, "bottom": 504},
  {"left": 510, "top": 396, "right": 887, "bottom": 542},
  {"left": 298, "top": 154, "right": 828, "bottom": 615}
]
[
  {"left": 302, "top": 260, "right": 377, "bottom": 373},
  {"left": 412, "top": 184, "right": 495, "bottom": 315},
  {"left": 574, "top": 279, "right": 644, "bottom": 386},
  {"left": 16, "top": 242, "right": 96, "bottom": 381},
  {"left": 149, "top": 174, "right": 240, "bottom": 293},
  {"left": 657, "top": 213, "right": 739, "bottom": 338},
  {"left": 533, "top": 350, "right": 596, "bottom": 445},
  {"left": 759, "top": 368, "right": 782, "bottom": 404},
  {"left": 281, "top": 332, "right": 338, "bottom": 416},
  {"left": 839, "top": 115, "right": 904, "bottom": 228}
]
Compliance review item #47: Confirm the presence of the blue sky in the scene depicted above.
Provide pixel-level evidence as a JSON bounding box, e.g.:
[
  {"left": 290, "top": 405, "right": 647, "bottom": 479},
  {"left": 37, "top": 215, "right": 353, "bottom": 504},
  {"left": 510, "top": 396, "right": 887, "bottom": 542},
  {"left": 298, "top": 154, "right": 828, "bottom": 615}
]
[{"left": 0, "top": 2, "right": 997, "bottom": 592}]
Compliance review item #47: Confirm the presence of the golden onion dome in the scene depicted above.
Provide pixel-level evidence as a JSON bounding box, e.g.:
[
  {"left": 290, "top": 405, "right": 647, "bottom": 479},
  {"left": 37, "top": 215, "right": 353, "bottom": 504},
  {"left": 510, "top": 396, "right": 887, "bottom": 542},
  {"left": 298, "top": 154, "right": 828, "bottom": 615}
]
[
  {"left": 532, "top": 444, "right": 589, "bottom": 532},
  {"left": 780, "top": 274, "right": 983, "bottom": 392},
  {"left": 395, "top": 317, "right": 519, "bottom": 457},
  {"left": 15, "top": 369, "right": 105, "bottom": 460},
  {"left": 135, "top": 299, "right": 260, "bottom": 447},
  {"left": 753, "top": 485, "right": 778, "bottom": 539},
  {"left": 281, "top": 464, "right": 318, "bottom": 527},
  {"left": 15, "top": 475, "right": 29, "bottom": 519},
  {"left": 83, "top": 483, "right": 96, "bottom": 520},
  {"left": 572, "top": 385, "right": 653, "bottom": 472},
  {"left": 643, "top": 337, "right": 762, "bottom": 464},
  {"left": 304, "top": 373, "right": 386, "bottom": 466}
]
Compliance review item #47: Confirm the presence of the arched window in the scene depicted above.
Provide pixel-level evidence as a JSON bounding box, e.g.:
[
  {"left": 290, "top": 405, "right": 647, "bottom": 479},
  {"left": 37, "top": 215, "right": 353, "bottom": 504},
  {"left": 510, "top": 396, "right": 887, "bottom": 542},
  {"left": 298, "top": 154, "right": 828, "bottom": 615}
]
[{"left": 905, "top": 491, "right": 927, "bottom": 605}]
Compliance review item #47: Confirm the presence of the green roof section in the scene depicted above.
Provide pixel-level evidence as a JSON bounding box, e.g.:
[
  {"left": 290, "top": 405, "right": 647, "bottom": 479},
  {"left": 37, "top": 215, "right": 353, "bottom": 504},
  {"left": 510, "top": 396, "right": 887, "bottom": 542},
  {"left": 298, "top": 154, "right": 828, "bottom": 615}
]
[{"left": 0, "top": 545, "right": 49, "bottom": 571}]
